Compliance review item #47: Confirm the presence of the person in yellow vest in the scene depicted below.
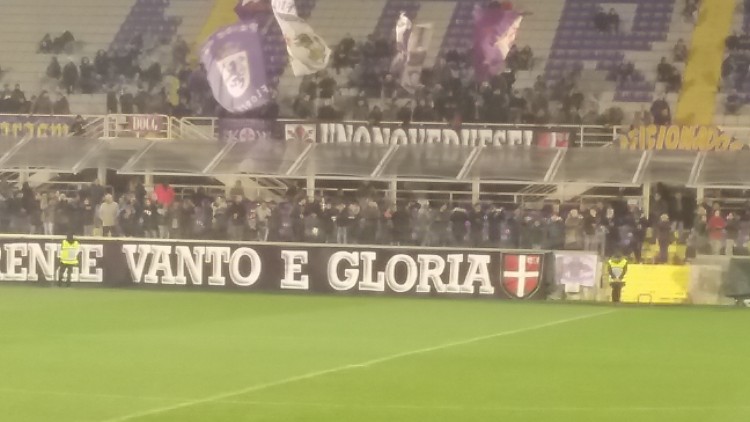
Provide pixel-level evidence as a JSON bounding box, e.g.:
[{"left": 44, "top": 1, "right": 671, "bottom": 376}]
[
  {"left": 58, "top": 234, "right": 80, "bottom": 287},
  {"left": 607, "top": 250, "right": 629, "bottom": 303}
]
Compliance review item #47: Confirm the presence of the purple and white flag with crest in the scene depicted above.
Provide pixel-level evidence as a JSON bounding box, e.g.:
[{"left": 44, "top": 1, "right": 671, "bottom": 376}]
[{"left": 200, "top": 22, "right": 271, "bottom": 113}]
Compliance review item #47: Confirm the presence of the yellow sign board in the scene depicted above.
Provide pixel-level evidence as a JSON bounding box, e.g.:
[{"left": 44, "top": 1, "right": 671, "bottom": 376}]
[{"left": 619, "top": 265, "right": 690, "bottom": 304}]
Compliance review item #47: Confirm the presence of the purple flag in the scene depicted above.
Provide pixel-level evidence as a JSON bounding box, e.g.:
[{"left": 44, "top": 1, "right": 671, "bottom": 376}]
[
  {"left": 200, "top": 22, "right": 271, "bottom": 113},
  {"left": 473, "top": 5, "right": 523, "bottom": 82},
  {"left": 234, "top": 0, "right": 272, "bottom": 21}
]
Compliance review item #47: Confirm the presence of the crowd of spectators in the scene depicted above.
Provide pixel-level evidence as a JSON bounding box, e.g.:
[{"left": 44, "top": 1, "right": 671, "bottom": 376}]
[
  {"left": 290, "top": 33, "right": 627, "bottom": 127},
  {"left": 594, "top": 7, "right": 620, "bottom": 34},
  {"left": 36, "top": 31, "right": 220, "bottom": 118},
  {"left": 0, "top": 83, "right": 70, "bottom": 115},
  {"left": 721, "top": 32, "right": 750, "bottom": 113},
  {"left": 0, "top": 177, "right": 745, "bottom": 263},
  {"left": 38, "top": 31, "right": 77, "bottom": 55}
]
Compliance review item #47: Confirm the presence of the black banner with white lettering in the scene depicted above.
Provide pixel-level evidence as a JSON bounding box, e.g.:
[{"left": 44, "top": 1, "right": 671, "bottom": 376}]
[
  {"left": 281, "top": 120, "right": 571, "bottom": 147},
  {"left": 0, "top": 236, "right": 551, "bottom": 300}
]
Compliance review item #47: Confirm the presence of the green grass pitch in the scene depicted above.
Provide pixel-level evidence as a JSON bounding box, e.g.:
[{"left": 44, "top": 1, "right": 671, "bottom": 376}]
[{"left": 1, "top": 286, "right": 749, "bottom": 422}]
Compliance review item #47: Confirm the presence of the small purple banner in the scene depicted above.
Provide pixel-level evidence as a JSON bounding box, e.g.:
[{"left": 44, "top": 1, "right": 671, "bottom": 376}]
[
  {"left": 200, "top": 22, "right": 271, "bottom": 114},
  {"left": 0, "top": 115, "right": 76, "bottom": 138},
  {"left": 218, "top": 118, "right": 275, "bottom": 143},
  {"left": 473, "top": 5, "right": 523, "bottom": 82}
]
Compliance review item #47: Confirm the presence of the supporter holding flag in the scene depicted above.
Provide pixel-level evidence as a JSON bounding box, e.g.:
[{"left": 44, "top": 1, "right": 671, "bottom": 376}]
[
  {"left": 200, "top": 21, "right": 271, "bottom": 113},
  {"left": 473, "top": 3, "right": 523, "bottom": 82},
  {"left": 271, "top": 0, "right": 331, "bottom": 76},
  {"left": 390, "top": 11, "right": 412, "bottom": 75}
]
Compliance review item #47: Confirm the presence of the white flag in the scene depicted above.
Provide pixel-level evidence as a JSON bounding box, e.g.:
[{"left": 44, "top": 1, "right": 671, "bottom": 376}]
[
  {"left": 390, "top": 13, "right": 413, "bottom": 75},
  {"left": 400, "top": 23, "right": 433, "bottom": 94},
  {"left": 395, "top": 12, "right": 412, "bottom": 46},
  {"left": 271, "top": 0, "right": 331, "bottom": 76}
]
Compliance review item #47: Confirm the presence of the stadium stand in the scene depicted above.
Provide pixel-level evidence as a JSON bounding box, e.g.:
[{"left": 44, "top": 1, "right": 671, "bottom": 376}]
[
  {"left": 0, "top": 0, "right": 701, "bottom": 125},
  {"left": 0, "top": 0, "right": 212, "bottom": 115},
  {"left": 0, "top": 0, "right": 746, "bottom": 267}
]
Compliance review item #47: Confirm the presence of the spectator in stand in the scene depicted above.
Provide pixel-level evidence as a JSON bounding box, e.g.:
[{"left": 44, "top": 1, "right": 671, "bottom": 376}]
[
  {"left": 707, "top": 209, "right": 726, "bottom": 255},
  {"left": 656, "top": 57, "right": 682, "bottom": 93},
  {"left": 725, "top": 212, "right": 738, "bottom": 256},
  {"left": 565, "top": 208, "right": 583, "bottom": 249},
  {"left": 31, "top": 91, "right": 53, "bottom": 115},
  {"left": 683, "top": 0, "right": 699, "bottom": 22},
  {"left": 351, "top": 97, "right": 370, "bottom": 120},
  {"left": 141, "top": 198, "right": 159, "bottom": 238},
  {"left": 81, "top": 198, "right": 96, "bottom": 236},
  {"left": 650, "top": 192, "right": 669, "bottom": 223},
  {"left": 673, "top": 39, "right": 688, "bottom": 62},
  {"left": 293, "top": 94, "right": 314, "bottom": 118},
  {"left": 62, "top": 60, "right": 79, "bottom": 95},
  {"left": 381, "top": 74, "right": 399, "bottom": 100},
  {"left": 94, "top": 50, "right": 110, "bottom": 79},
  {"left": 99, "top": 194, "right": 119, "bottom": 237},
  {"left": 229, "top": 180, "right": 245, "bottom": 199},
  {"left": 79, "top": 57, "right": 96, "bottom": 94},
  {"left": 412, "top": 99, "right": 436, "bottom": 122},
  {"left": 396, "top": 101, "right": 413, "bottom": 125},
  {"left": 227, "top": 196, "right": 246, "bottom": 241},
  {"left": 10, "top": 84, "right": 27, "bottom": 113},
  {"left": 318, "top": 71, "right": 336, "bottom": 100},
  {"left": 506, "top": 45, "right": 521, "bottom": 71},
  {"left": 106, "top": 86, "right": 119, "bottom": 114},
  {"left": 518, "top": 46, "right": 534, "bottom": 70},
  {"left": 120, "top": 88, "right": 135, "bottom": 114},
  {"left": 725, "top": 90, "right": 743, "bottom": 114},
  {"left": 70, "top": 115, "right": 86, "bottom": 136},
  {"left": 47, "top": 57, "right": 62, "bottom": 80},
  {"left": 655, "top": 213, "right": 673, "bottom": 263},
  {"left": 172, "top": 36, "right": 189, "bottom": 66},
  {"left": 607, "top": 8, "right": 620, "bottom": 33},
  {"left": 88, "top": 178, "right": 106, "bottom": 206},
  {"left": 594, "top": 6, "right": 609, "bottom": 32},
  {"left": 39, "top": 193, "right": 54, "bottom": 235},
  {"left": 317, "top": 99, "right": 339, "bottom": 120},
  {"left": 583, "top": 208, "right": 601, "bottom": 252},
  {"left": 53, "top": 93, "right": 70, "bottom": 115},
  {"left": 650, "top": 94, "right": 671, "bottom": 125},
  {"left": 52, "top": 31, "right": 75, "bottom": 54},
  {"left": 154, "top": 183, "right": 175, "bottom": 208},
  {"left": 39, "top": 34, "right": 53, "bottom": 53},
  {"left": 450, "top": 204, "right": 468, "bottom": 244}
]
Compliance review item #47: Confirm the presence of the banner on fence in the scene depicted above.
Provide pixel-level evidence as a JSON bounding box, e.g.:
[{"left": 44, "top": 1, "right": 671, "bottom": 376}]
[
  {"left": 553, "top": 252, "right": 599, "bottom": 288},
  {"left": 124, "top": 115, "right": 168, "bottom": 138},
  {"left": 618, "top": 125, "right": 745, "bottom": 151},
  {"left": 282, "top": 121, "right": 572, "bottom": 147},
  {"left": 0, "top": 115, "right": 76, "bottom": 138},
  {"left": 218, "top": 118, "right": 274, "bottom": 142},
  {"left": 0, "top": 237, "right": 551, "bottom": 300}
]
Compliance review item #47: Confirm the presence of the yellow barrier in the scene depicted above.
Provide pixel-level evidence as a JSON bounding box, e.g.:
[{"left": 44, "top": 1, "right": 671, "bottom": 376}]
[{"left": 619, "top": 265, "right": 690, "bottom": 304}]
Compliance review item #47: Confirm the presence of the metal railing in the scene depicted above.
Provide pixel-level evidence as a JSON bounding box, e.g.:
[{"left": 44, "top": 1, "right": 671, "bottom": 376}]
[{"left": 8, "top": 113, "right": 750, "bottom": 150}]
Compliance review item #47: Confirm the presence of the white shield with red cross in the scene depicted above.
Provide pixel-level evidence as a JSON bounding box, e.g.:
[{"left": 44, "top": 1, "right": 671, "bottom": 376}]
[{"left": 501, "top": 253, "right": 544, "bottom": 299}]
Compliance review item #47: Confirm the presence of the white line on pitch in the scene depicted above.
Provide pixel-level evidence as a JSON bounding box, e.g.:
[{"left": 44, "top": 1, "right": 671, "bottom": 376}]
[{"left": 101, "top": 310, "right": 616, "bottom": 422}]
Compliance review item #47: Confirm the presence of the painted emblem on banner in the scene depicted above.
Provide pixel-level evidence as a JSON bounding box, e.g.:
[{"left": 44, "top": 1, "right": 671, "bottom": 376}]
[
  {"left": 285, "top": 124, "right": 316, "bottom": 142},
  {"left": 216, "top": 50, "right": 251, "bottom": 98},
  {"left": 500, "top": 253, "right": 543, "bottom": 299}
]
